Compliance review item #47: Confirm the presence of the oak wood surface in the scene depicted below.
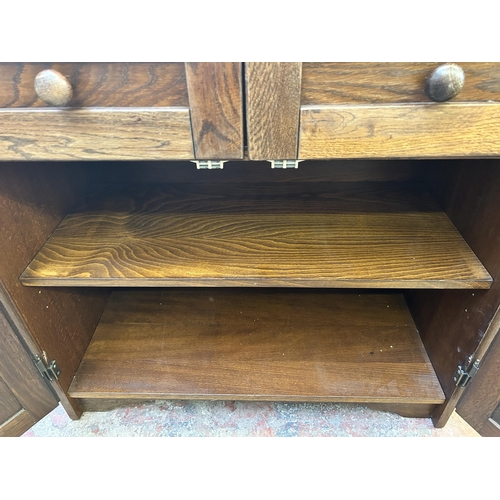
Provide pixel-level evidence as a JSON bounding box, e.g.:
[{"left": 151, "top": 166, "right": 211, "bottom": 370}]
[
  {"left": 20, "top": 182, "right": 491, "bottom": 289},
  {"left": 0, "top": 63, "right": 188, "bottom": 108},
  {"left": 0, "top": 409, "right": 35, "bottom": 437},
  {"left": 185, "top": 63, "right": 243, "bottom": 159},
  {"left": 491, "top": 403, "right": 500, "bottom": 425},
  {"left": 0, "top": 300, "right": 58, "bottom": 424},
  {"left": 301, "top": 63, "right": 500, "bottom": 105},
  {"left": 0, "top": 108, "right": 194, "bottom": 160},
  {"left": 0, "top": 163, "right": 110, "bottom": 408},
  {"left": 0, "top": 377, "right": 22, "bottom": 423},
  {"left": 246, "top": 63, "right": 302, "bottom": 160},
  {"left": 457, "top": 323, "right": 500, "bottom": 436},
  {"left": 366, "top": 403, "right": 438, "bottom": 418},
  {"left": 299, "top": 103, "right": 500, "bottom": 159},
  {"left": 69, "top": 289, "right": 445, "bottom": 404}
]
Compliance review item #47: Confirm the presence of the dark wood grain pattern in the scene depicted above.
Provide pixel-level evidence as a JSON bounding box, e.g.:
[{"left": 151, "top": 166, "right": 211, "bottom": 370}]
[
  {"left": 0, "top": 301, "right": 58, "bottom": 425},
  {"left": 299, "top": 103, "right": 500, "bottom": 159},
  {"left": 19, "top": 182, "right": 491, "bottom": 288},
  {"left": 301, "top": 63, "right": 500, "bottom": 105},
  {"left": 425, "top": 64, "right": 465, "bottom": 102},
  {"left": 69, "top": 289, "right": 445, "bottom": 404},
  {"left": 246, "top": 63, "right": 301, "bottom": 160},
  {"left": 0, "top": 409, "right": 35, "bottom": 437},
  {"left": 457, "top": 331, "right": 500, "bottom": 436},
  {"left": 0, "top": 63, "right": 188, "bottom": 107},
  {"left": 0, "top": 163, "right": 110, "bottom": 417},
  {"left": 185, "top": 63, "right": 243, "bottom": 159},
  {"left": 0, "top": 108, "right": 193, "bottom": 160},
  {"left": 491, "top": 402, "right": 500, "bottom": 425},
  {"left": 0, "top": 377, "right": 22, "bottom": 423}
]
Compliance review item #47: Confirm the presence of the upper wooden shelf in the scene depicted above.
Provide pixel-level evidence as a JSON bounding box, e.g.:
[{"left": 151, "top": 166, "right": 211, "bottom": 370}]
[{"left": 20, "top": 182, "right": 492, "bottom": 289}]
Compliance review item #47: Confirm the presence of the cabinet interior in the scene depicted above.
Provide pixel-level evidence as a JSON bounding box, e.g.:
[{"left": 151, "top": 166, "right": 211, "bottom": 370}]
[{"left": 2, "top": 159, "right": 500, "bottom": 417}]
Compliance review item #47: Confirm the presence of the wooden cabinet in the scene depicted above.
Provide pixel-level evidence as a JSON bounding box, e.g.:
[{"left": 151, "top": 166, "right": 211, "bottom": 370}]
[
  {"left": 1, "top": 62, "right": 500, "bottom": 435},
  {"left": 246, "top": 62, "right": 500, "bottom": 160},
  {"left": 0, "top": 62, "right": 244, "bottom": 161}
]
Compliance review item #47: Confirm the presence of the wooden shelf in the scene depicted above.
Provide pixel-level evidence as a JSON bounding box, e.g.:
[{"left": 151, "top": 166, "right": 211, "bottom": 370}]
[
  {"left": 68, "top": 289, "right": 445, "bottom": 404},
  {"left": 20, "top": 182, "right": 492, "bottom": 289}
]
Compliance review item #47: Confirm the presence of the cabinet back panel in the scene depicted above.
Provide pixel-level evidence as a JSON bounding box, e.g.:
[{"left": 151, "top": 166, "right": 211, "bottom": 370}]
[{"left": 85, "top": 160, "right": 422, "bottom": 185}]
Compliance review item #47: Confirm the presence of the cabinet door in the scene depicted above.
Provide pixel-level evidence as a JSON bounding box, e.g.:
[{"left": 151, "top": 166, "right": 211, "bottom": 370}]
[
  {"left": 457, "top": 330, "right": 500, "bottom": 436},
  {"left": 0, "top": 296, "right": 58, "bottom": 437},
  {"left": 246, "top": 63, "right": 500, "bottom": 160},
  {"left": 0, "top": 63, "right": 244, "bottom": 161}
]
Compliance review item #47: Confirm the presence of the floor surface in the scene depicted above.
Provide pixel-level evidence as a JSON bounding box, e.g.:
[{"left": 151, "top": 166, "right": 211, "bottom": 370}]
[{"left": 21, "top": 401, "right": 480, "bottom": 437}]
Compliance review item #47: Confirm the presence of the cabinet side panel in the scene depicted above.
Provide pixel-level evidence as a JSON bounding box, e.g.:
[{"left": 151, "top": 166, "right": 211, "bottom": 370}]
[
  {"left": 407, "top": 160, "right": 500, "bottom": 399},
  {"left": 0, "top": 163, "right": 110, "bottom": 398}
]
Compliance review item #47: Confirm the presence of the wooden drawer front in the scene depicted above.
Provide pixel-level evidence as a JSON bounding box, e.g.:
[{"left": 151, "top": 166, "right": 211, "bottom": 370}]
[
  {"left": 301, "top": 63, "right": 500, "bottom": 105},
  {"left": 0, "top": 63, "right": 244, "bottom": 161},
  {"left": 245, "top": 63, "right": 500, "bottom": 160},
  {"left": 298, "top": 62, "right": 500, "bottom": 159},
  {"left": 0, "top": 63, "right": 189, "bottom": 108}
]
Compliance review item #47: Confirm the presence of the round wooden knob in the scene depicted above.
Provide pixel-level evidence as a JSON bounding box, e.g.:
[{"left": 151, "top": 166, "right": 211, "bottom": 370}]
[
  {"left": 34, "top": 69, "right": 73, "bottom": 106},
  {"left": 425, "top": 63, "right": 465, "bottom": 102}
]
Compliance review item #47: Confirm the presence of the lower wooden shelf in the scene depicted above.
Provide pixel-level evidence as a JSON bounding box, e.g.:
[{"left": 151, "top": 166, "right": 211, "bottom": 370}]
[{"left": 69, "top": 289, "right": 445, "bottom": 405}]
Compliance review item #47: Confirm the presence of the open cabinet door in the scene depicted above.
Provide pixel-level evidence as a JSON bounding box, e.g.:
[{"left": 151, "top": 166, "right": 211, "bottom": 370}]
[
  {"left": 0, "top": 291, "right": 58, "bottom": 436},
  {"left": 457, "top": 326, "right": 500, "bottom": 436}
]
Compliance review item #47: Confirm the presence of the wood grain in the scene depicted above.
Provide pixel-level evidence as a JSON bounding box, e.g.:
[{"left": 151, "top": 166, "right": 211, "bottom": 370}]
[
  {"left": 0, "top": 409, "right": 35, "bottom": 437},
  {"left": 301, "top": 62, "right": 500, "bottom": 105},
  {"left": 366, "top": 403, "right": 438, "bottom": 418},
  {"left": 0, "top": 377, "right": 22, "bottom": 424},
  {"left": 20, "top": 182, "right": 491, "bottom": 288},
  {"left": 0, "top": 163, "right": 110, "bottom": 413},
  {"left": 185, "top": 63, "right": 243, "bottom": 159},
  {"left": 246, "top": 63, "right": 302, "bottom": 160},
  {"left": 0, "top": 108, "right": 193, "bottom": 160},
  {"left": 299, "top": 103, "right": 500, "bottom": 159},
  {"left": 405, "top": 161, "right": 500, "bottom": 427},
  {"left": 456, "top": 317, "right": 500, "bottom": 436},
  {"left": 0, "top": 63, "right": 188, "bottom": 108},
  {"left": 0, "top": 300, "right": 58, "bottom": 422},
  {"left": 69, "top": 289, "right": 445, "bottom": 404}
]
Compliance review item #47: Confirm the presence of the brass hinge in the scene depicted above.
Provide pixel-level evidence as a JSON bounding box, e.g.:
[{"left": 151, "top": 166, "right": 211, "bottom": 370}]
[
  {"left": 192, "top": 160, "right": 227, "bottom": 170},
  {"left": 269, "top": 160, "right": 303, "bottom": 169},
  {"left": 34, "top": 356, "right": 61, "bottom": 382},
  {"left": 453, "top": 358, "right": 480, "bottom": 388}
]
